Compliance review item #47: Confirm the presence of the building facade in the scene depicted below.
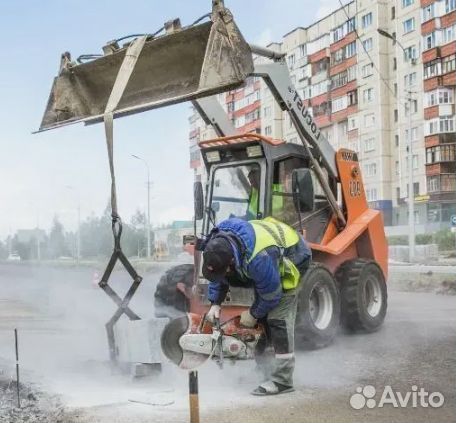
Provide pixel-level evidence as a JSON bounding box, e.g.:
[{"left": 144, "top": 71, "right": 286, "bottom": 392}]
[
  {"left": 420, "top": 0, "right": 456, "bottom": 224},
  {"left": 188, "top": 0, "right": 456, "bottom": 228}
]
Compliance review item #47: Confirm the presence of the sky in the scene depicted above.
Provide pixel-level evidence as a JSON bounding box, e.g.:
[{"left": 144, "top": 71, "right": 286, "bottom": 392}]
[{"left": 0, "top": 0, "right": 341, "bottom": 238}]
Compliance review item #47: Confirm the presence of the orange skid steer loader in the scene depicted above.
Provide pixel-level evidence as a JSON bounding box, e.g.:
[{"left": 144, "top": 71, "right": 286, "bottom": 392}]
[{"left": 38, "top": 0, "right": 388, "bottom": 370}]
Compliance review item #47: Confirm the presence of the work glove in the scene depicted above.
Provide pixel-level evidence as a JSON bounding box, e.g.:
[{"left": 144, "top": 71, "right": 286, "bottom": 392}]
[
  {"left": 206, "top": 304, "right": 221, "bottom": 323},
  {"left": 240, "top": 310, "right": 257, "bottom": 328}
]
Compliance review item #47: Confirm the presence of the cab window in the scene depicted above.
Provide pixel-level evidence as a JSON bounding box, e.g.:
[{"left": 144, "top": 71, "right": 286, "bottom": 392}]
[{"left": 271, "top": 157, "right": 331, "bottom": 242}]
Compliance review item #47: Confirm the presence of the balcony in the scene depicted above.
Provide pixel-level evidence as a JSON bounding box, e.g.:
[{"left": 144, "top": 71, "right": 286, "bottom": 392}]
[
  {"left": 329, "top": 56, "right": 357, "bottom": 77},
  {"left": 426, "top": 143, "right": 456, "bottom": 174},
  {"left": 311, "top": 70, "right": 329, "bottom": 84},
  {"left": 427, "top": 174, "right": 456, "bottom": 202},
  {"left": 425, "top": 132, "right": 456, "bottom": 147}
]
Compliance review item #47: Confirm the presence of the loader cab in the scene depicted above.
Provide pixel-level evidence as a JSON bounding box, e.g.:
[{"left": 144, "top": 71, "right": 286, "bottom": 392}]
[{"left": 198, "top": 134, "right": 334, "bottom": 244}]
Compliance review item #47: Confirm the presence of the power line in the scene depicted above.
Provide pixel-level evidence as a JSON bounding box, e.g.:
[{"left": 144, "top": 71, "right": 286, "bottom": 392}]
[{"left": 337, "top": 0, "right": 398, "bottom": 99}]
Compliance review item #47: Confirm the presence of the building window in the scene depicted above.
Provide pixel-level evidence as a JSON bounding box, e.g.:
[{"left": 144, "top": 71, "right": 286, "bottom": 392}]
[
  {"left": 427, "top": 174, "right": 456, "bottom": 193},
  {"left": 364, "top": 113, "right": 375, "bottom": 127},
  {"left": 443, "top": 54, "right": 456, "bottom": 73},
  {"left": 364, "top": 137, "right": 375, "bottom": 152},
  {"left": 393, "top": 57, "right": 397, "bottom": 70},
  {"left": 346, "top": 41, "right": 357, "bottom": 57},
  {"left": 446, "top": 0, "right": 456, "bottom": 13},
  {"left": 347, "top": 65, "right": 357, "bottom": 81},
  {"left": 427, "top": 176, "right": 440, "bottom": 192},
  {"left": 312, "top": 80, "right": 330, "bottom": 97},
  {"left": 404, "top": 45, "right": 418, "bottom": 62},
  {"left": 426, "top": 145, "right": 456, "bottom": 163},
  {"left": 395, "top": 134, "right": 399, "bottom": 147},
  {"left": 442, "top": 24, "right": 456, "bottom": 44},
  {"left": 405, "top": 99, "right": 418, "bottom": 116},
  {"left": 422, "top": 3, "right": 435, "bottom": 21},
  {"left": 287, "top": 54, "right": 296, "bottom": 68},
  {"left": 403, "top": 18, "right": 415, "bottom": 34},
  {"left": 404, "top": 72, "right": 417, "bottom": 88},
  {"left": 245, "top": 108, "right": 260, "bottom": 123},
  {"left": 427, "top": 115, "right": 456, "bottom": 134},
  {"left": 331, "top": 17, "right": 356, "bottom": 43},
  {"left": 363, "top": 87, "right": 374, "bottom": 103},
  {"left": 402, "top": 0, "right": 414, "bottom": 7},
  {"left": 362, "top": 12, "right": 373, "bottom": 28},
  {"left": 405, "top": 127, "right": 418, "bottom": 142},
  {"left": 265, "top": 125, "right": 272, "bottom": 135},
  {"left": 362, "top": 37, "right": 373, "bottom": 51},
  {"left": 392, "top": 6, "right": 396, "bottom": 19},
  {"left": 412, "top": 155, "right": 419, "bottom": 170},
  {"left": 394, "top": 109, "right": 398, "bottom": 122},
  {"left": 235, "top": 115, "right": 245, "bottom": 128},
  {"left": 364, "top": 162, "right": 377, "bottom": 177},
  {"left": 263, "top": 106, "right": 271, "bottom": 117},
  {"left": 395, "top": 161, "right": 400, "bottom": 175},
  {"left": 331, "top": 96, "right": 348, "bottom": 113},
  {"left": 348, "top": 117, "right": 358, "bottom": 130},
  {"left": 313, "top": 58, "right": 329, "bottom": 74},
  {"left": 331, "top": 70, "right": 348, "bottom": 89},
  {"left": 422, "top": 32, "right": 436, "bottom": 51},
  {"left": 313, "top": 102, "right": 330, "bottom": 117},
  {"left": 347, "top": 90, "right": 358, "bottom": 106},
  {"left": 366, "top": 188, "right": 378, "bottom": 202},
  {"left": 440, "top": 116, "right": 456, "bottom": 132},
  {"left": 426, "top": 88, "right": 455, "bottom": 106},
  {"left": 424, "top": 59, "right": 442, "bottom": 78},
  {"left": 362, "top": 63, "right": 373, "bottom": 77}
]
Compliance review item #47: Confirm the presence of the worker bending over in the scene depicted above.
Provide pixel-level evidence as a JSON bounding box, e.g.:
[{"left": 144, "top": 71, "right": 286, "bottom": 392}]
[{"left": 202, "top": 216, "right": 311, "bottom": 395}]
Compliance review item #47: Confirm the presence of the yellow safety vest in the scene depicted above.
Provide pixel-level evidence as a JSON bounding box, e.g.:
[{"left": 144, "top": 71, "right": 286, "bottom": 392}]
[
  {"left": 247, "top": 217, "right": 301, "bottom": 290},
  {"left": 247, "top": 185, "right": 284, "bottom": 219}
]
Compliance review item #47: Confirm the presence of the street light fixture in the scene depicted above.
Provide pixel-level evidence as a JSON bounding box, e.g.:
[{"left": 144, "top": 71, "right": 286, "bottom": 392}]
[
  {"left": 378, "top": 28, "right": 417, "bottom": 262},
  {"left": 132, "top": 154, "right": 152, "bottom": 259}
]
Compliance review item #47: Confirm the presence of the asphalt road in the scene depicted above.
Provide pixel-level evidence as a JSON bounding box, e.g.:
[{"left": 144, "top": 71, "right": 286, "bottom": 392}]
[{"left": 0, "top": 263, "right": 455, "bottom": 423}]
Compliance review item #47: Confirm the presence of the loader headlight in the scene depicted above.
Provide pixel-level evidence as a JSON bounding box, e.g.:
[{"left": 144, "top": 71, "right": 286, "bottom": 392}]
[
  {"left": 205, "top": 150, "right": 221, "bottom": 163},
  {"left": 246, "top": 145, "right": 263, "bottom": 158}
]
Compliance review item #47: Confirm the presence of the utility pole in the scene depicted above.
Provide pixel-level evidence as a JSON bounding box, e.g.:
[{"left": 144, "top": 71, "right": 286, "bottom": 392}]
[
  {"left": 36, "top": 212, "right": 41, "bottom": 261},
  {"left": 378, "top": 28, "right": 417, "bottom": 262},
  {"left": 77, "top": 203, "right": 81, "bottom": 263},
  {"left": 132, "top": 155, "right": 152, "bottom": 258},
  {"left": 65, "top": 185, "right": 81, "bottom": 263},
  {"left": 407, "top": 90, "right": 415, "bottom": 262}
]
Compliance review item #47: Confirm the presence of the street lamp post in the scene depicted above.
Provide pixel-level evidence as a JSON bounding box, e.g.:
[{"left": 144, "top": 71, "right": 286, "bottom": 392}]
[
  {"left": 378, "top": 28, "right": 416, "bottom": 262},
  {"left": 132, "top": 155, "right": 151, "bottom": 259}
]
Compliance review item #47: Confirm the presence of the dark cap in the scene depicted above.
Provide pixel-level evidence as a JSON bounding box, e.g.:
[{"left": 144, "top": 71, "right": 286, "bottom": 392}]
[{"left": 202, "top": 236, "right": 234, "bottom": 281}]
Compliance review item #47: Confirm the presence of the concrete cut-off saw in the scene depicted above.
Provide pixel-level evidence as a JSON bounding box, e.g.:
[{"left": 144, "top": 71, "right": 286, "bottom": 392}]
[{"left": 161, "top": 313, "right": 264, "bottom": 369}]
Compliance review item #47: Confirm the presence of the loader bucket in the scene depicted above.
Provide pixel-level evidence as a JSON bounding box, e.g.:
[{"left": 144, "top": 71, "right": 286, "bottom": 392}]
[{"left": 39, "top": 6, "right": 253, "bottom": 131}]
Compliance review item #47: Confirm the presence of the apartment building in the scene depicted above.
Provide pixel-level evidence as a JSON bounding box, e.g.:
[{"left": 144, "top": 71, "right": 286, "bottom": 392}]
[
  {"left": 188, "top": 78, "right": 261, "bottom": 180},
  {"left": 188, "top": 0, "right": 456, "bottom": 228},
  {"left": 420, "top": 0, "right": 456, "bottom": 224}
]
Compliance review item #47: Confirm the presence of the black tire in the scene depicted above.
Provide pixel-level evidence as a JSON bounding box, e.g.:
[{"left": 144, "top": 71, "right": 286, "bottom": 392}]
[
  {"left": 336, "top": 259, "right": 387, "bottom": 332},
  {"left": 154, "top": 264, "right": 194, "bottom": 317},
  {"left": 295, "top": 263, "right": 341, "bottom": 350}
]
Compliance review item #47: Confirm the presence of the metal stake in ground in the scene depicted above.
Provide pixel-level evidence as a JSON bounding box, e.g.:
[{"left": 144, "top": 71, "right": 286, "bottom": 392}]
[
  {"left": 14, "top": 328, "right": 20, "bottom": 408},
  {"left": 189, "top": 371, "right": 200, "bottom": 423}
]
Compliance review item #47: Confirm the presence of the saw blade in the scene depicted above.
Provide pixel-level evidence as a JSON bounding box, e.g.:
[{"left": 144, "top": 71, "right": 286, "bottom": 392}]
[
  {"left": 161, "top": 314, "right": 211, "bottom": 369},
  {"left": 161, "top": 315, "right": 189, "bottom": 367}
]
